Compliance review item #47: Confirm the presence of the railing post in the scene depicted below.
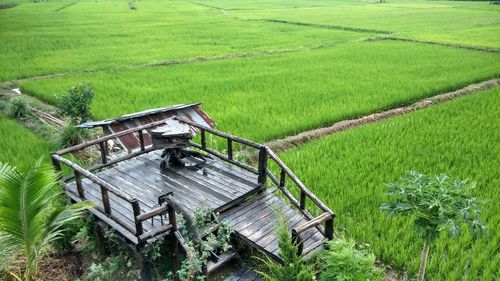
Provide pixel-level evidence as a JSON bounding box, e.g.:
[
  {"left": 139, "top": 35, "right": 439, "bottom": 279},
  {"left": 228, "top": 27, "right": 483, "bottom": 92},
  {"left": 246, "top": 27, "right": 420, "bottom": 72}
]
[
  {"left": 138, "top": 130, "right": 145, "bottom": 151},
  {"left": 51, "top": 154, "right": 62, "bottom": 174},
  {"left": 168, "top": 204, "right": 177, "bottom": 231},
  {"left": 227, "top": 138, "right": 233, "bottom": 160},
  {"left": 99, "top": 141, "right": 108, "bottom": 164},
  {"left": 201, "top": 129, "right": 206, "bottom": 149},
  {"left": 325, "top": 214, "right": 334, "bottom": 240},
  {"left": 100, "top": 184, "right": 111, "bottom": 215},
  {"left": 257, "top": 146, "right": 268, "bottom": 186},
  {"left": 74, "top": 170, "right": 85, "bottom": 199},
  {"left": 291, "top": 229, "right": 304, "bottom": 256},
  {"left": 279, "top": 168, "right": 286, "bottom": 188},
  {"left": 299, "top": 190, "right": 306, "bottom": 210},
  {"left": 132, "top": 199, "right": 143, "bottom": 236}
]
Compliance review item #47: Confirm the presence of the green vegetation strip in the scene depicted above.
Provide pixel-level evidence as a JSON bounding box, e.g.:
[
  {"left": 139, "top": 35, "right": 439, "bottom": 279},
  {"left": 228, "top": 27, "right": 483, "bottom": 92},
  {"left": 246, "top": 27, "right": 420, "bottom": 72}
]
[
  {"left": 277, "top": 89, "right": 499, "bottom": 280},
  {"left": 0, "top": 1, "right": 372, "bottom": 81},
  {"left": 20, "top": 41, "right": 500, "bottom": 145},
  {"left": 0, "top": 115, "right": 54, "bottom": 169}
]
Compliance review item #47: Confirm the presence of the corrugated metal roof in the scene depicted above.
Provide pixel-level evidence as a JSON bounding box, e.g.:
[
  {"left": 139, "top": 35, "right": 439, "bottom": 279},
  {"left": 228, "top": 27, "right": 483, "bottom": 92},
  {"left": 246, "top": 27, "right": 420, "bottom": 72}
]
[{"left": 77, "top": 102, "right": 216, "bottom": 152}]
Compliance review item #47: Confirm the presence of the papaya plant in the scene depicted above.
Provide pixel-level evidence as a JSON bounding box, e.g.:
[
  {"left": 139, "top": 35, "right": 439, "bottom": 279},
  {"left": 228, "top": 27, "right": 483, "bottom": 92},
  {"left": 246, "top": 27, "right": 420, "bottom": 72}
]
[{"left": 380, "top": 171, "right": 487, "bottom": 281}]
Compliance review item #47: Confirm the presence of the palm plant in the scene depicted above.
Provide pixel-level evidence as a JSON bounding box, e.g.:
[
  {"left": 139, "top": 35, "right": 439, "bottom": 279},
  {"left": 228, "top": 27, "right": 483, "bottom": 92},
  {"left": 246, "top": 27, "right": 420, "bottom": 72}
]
[{"left": 0, "top": 159, "right": 93, "bottom": 281}]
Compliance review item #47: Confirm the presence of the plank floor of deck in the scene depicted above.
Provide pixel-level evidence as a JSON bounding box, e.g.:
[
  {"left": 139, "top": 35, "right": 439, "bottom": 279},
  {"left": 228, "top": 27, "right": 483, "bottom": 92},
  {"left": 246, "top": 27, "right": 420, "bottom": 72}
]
[
  {"left": 65, "top": 150, "right": 261, "bottom": 243},
  {"left": 221, "top": 188, "right": 326, "bottom": 260}
]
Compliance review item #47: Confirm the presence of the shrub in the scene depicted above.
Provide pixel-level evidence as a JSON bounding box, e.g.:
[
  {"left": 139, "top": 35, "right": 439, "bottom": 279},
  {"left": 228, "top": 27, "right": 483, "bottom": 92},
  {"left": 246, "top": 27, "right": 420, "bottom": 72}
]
[
  {"left": 7, "top": 98, "right": 30, "bottom": 119},
  {"left": 319, "top": 239, "right": 383, "bottom": 281},
  {"left": 57, "top": 82, "right": 93, "bottom": 124},
  {"left": 58, "top": 125, "right": 90, "bottom": 148},
  {"left": 256, "top": 215, "right": 315, "bottom": 281}
]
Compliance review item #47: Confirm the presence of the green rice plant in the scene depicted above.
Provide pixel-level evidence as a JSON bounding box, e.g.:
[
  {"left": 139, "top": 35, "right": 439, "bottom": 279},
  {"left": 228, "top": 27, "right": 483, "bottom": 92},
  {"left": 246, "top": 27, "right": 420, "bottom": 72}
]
[
  {"left": 319, "top": 239, "right": 383, "bottom": 281},
  {"left": 20, "top": 40, "right": 500, "bottom": 145},
  {"left": 0, "top": 0, "right": 372, "bottom": 81},
  {"left": 0, "top": 115, "right": 54, "bottom": 170},
  {"left": 277, "top": 88, "right": 499, "bottom": 280}
]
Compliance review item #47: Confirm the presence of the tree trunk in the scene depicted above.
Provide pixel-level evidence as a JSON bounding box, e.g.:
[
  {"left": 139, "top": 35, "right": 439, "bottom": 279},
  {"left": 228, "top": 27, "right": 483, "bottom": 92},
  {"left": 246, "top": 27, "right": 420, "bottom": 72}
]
[{"left": 418, "top": 242, "right": 430, "bottom": 281}]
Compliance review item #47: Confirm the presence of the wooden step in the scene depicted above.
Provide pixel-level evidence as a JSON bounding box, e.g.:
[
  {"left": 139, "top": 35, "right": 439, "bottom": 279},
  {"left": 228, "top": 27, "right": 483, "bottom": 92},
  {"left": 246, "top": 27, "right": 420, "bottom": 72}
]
[{"left": 206, "top": 250, "right": 239, "bottom": 276}]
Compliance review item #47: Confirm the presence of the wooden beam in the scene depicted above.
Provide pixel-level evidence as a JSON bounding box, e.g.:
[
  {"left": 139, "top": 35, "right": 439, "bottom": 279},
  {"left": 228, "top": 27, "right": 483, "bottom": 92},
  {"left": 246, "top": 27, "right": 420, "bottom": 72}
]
[
  {"left": 136, "top": 205, "right": 169, "bottom": 222},
  {"left": 176, "top": 117, "right": 263, "bottom": 149},
  {"left": 52, "top": 154, "right": 135, "bottom": 202},
  {"left": 55, "top": 119, "right": 166, "bottom": 155},
  {"left": 293, "top": 212, "right": 332, "bottom": 235},
  {"left": 100, "top": 184, "right": 112, "bottom": 215},
  {"left": 99, "top": 141, "right": 108, "bottom": 164},
  {"left": 190, "top": 142, "right": 258, "bottom": 175}
]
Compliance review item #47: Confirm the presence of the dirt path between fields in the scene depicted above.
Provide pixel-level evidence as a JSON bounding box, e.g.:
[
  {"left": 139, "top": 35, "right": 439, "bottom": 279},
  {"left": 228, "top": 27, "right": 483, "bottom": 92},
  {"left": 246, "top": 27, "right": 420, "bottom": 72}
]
[
  {"left": 377, "top": 37, "right": 500, "bottom": 54},
  {"left": 265, "top": 78, "right": 500, "bottom": 152}
]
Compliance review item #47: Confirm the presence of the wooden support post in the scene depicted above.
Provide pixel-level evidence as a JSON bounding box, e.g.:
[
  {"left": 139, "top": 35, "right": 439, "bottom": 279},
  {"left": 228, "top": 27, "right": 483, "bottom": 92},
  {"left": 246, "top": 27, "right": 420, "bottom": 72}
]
[
  {"left": 100, "top": 185, "right": 111, "bottom": 215},
  {"left": 99, "top": 141, "right": 107, "bottom": 164},
  {"left": 93, "top": 220, "right": 106, "bottom": 258},
  {"left": 51, "top": 155, "right": 62, "bottom": 174},
  {"left": 325, "top": 214, "right": 334, "bottom": 240},
  {"left": 139, "top": 254, "right": 152, "bottom": 281},
  {"left": 257, "top": 146, "right": 268, "bottom": 186},
  {"left": 299, "top": 190, "right": 306, "bottom": 210},
  {"left": 227, "top": 138, "right": 233, "bottom": 160},
  {"left": 132, "top": 199, "right": 143, "bottom": 236},
  {"left": 201, "top": 129, "right": 206, "bottom": 148},
  {"left": 74, "top": 170, "right": 85, "bottom": 199},
  {"left": 291, "top": 230, "right": 304, "bottom": 256},
  {"left": 172, "top": 238, "right": 180, "bottom": 281},
  {"left": 168, "top": 204, "right": 177, "bottom": 231},
  {"left": 138, "top": 130, "right": 145, "bottom": 151},
  {"left": 279, "top": 168, "right": 286, "bottom": 187}
]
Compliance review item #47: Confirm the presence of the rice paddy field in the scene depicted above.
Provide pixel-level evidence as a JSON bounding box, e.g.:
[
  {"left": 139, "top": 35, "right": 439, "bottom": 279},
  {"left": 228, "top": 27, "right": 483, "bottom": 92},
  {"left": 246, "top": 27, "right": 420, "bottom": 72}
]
[
  {"left": 0, "top": 115, "right": 54, "bottom": 169},
  {"left": 1, "top": 0, "right": 499, "bottom": 279},
  {"left": 277, "top": 88, "right": 500, "bottom": 280}
]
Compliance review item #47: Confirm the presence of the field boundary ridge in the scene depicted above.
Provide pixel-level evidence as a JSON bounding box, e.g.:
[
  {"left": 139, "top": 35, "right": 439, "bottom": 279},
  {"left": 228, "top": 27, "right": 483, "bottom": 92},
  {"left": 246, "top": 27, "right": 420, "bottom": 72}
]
[{"left": 266, "top": 78, "right": 500, "bottom": 152}]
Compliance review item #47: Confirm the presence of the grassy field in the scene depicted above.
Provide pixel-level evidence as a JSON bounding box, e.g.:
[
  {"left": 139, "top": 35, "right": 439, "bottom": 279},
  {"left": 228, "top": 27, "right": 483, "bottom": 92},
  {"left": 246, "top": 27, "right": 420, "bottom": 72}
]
[
  {"left": 277, "top": 88, "right": 499, "bottom": 280},
  {"left": 0, "top": 115, "right": 54, "bottom": 170},
  {"left": 20, "top": 40, "right": 500, "bottom": 144},
  {"left": 0, "top": 0, "right": 374, "bottom": 81},
  {"left": 1, "top": 0, "right": 499, "bottom": 279},
  {"left": 215, "top": 0, "right": 500, "bottom": 49}
]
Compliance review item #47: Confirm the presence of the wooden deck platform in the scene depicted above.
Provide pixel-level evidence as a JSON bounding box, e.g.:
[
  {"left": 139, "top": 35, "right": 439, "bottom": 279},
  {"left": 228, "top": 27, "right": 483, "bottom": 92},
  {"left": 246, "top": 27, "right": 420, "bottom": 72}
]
[
  {"left": 65, "top": 150, "right": 262, "bottom": 243},
  {"left": 222, "top": 188, "right": 326, "bottom": 260},
  {"left": 53, "top": 116, "right": 335, "bottom": 279}
]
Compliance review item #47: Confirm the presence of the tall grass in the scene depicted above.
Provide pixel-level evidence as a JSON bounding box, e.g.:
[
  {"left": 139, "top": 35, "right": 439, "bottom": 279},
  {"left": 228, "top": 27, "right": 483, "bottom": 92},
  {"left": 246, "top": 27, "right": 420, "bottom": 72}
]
[
  {"left": 0, "top": 115, "right": 54, "bottom": 169},
  {"left": 21, "top": 40, "right": 500, "bottom": 144},
  {"left": 277, "top": 89, "right": 500, "bottom": 280}
]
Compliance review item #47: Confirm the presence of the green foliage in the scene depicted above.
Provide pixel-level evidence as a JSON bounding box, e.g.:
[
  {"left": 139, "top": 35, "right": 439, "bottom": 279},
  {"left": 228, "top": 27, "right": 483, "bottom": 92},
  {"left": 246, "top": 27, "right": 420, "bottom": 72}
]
[
  {"left": 277, "top": 90, "right": 499, "bottom": 280},
  {"left": 57, "top": 82, "right": 93, "bottom": 124},
  {"left": 177, "top": 207, "right": 233, "bottom": 281},
  {"left": 81, "top": 253, "right": 137, "bottom": 281},
  {"left": 7, "top": 98, "right": 30, "bottom": 119},
  {"left": 0, "top": 159, "right": 93, "bottom": 281},
  {"left": 380, "top": 171, "right": 487, "bottom": 243},
  {"left": 319, "top": 239, "right": 383, "bottom": 281},
  {"left": 58, "top": 125, "right": 90, "bottom": 148},
  {"left": 257, "top": 216, "right": 314, "bottom": 281}
]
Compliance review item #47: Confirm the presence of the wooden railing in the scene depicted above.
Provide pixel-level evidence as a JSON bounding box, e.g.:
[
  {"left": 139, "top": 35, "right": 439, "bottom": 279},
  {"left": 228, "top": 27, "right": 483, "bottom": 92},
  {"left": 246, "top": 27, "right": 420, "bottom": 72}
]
[
  {"left": 51, "top": 120, "right": 176, "bottom": 244},
  {"left": 176, "top": 118, "right": 335, "bottom": 254}
]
